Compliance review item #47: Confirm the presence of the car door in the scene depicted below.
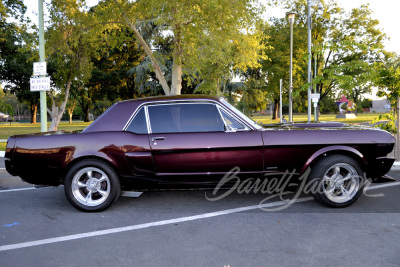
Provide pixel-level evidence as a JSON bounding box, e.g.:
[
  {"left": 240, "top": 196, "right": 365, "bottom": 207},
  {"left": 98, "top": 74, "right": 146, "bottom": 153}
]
[{"left": 147, "top": 101, "right": 264, "bottom": 185}]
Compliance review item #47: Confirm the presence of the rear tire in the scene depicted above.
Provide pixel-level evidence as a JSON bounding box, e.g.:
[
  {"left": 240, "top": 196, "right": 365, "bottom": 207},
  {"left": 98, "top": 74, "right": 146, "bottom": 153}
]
[
  {"left": 64, "top": 159, "right": 121, "bottom": 212},
  {"left": 308, "top": 155, "right": 365, "bottom": 208}
]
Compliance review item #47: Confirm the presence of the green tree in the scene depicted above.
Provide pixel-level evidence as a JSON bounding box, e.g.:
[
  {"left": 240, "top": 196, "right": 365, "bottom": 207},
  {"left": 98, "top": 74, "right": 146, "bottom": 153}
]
[
  {"left": 94, "top": 0, "right": 266, "bottom": 95},
  {"left": 0, "top": 0, "right": 39, "bottom": 123},
  {"left": 46, "top": 0, "right": 98, "bottom": 130},
  {"left": 371, "top": 56, "right": 400, "bottom": 134},
  {"left": 271, "top": 0, "right": 387, "bottom": 113},
  {"left": 260, "top": 19, "right": 307, "bottom": 119}
]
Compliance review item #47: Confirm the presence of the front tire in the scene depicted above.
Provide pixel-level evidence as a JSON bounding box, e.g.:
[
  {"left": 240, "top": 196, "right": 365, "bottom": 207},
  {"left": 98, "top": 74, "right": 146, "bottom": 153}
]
[
  {"left": 308, "top": 155, "right": 365, "bottom": 208},
  {"left": 64, "top": 159, "right": 121, "bottom": 212}
]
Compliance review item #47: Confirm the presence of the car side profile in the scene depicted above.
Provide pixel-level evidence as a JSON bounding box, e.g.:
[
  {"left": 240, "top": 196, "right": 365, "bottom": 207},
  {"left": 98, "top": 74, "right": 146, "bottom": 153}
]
[{"left": 5, "top": 95, "right": 395, "bottom": 211}]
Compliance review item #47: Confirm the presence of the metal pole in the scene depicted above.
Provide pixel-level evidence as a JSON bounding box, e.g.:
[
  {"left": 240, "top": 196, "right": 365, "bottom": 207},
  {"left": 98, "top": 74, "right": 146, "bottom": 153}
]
[
  {"left": 38, "top": 0, "right": 47, "bottom": 132},
  {"left": 289, "top": 18, "right": 294, "bottom": 122},
  {"left": 307, "top": 0, "right": 312, "bottom": 122},
  {"left": 280, "top": 79, "right": 283, "bottom": 122},
  {"left": 397, "top": 97, "right": 400, "bottom": 160},
  {"left": 314, "top": 53, "right": 318, "bottom": 121}
]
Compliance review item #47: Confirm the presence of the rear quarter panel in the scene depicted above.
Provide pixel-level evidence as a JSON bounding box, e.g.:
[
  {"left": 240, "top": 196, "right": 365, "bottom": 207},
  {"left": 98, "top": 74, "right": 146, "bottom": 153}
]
[{"left": 11, "top": 131, "right": 153, "bottom": 186}]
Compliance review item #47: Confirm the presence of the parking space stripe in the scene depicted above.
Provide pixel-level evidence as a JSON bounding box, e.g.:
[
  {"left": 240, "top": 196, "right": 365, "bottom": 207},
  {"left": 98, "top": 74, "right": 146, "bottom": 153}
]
[
  {"left": 0, "top": 197, "right": 313, "bottom": 252},
  {"left": 364, "top": 181, "right": 400, "bottom": 190},
  {"left": 0, "top": 181, "right": 399, "bottom": 252},
  {"left": 0, "top": 187, "right": 38, "bottom": 193}
]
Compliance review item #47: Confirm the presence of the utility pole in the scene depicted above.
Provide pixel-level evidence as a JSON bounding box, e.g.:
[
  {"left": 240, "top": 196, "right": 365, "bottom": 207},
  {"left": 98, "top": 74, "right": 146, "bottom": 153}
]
[
  {"left": 307, "top": 0, "right": 312, "bottom": 122},
  {"left": 397, "top": 97, "right": 400, "bottom": 160},
  {"left": 279, "top": 79, "right": 283, "bottom": 122},
  {"left": 314, "top": 54, "right": 318, "bottom": 121},
  {"left": 38, "top": 0, "right": 47, "bottom": 132},
  {"left": 287, "top": 12, "right": 296, "bottom": 123}
]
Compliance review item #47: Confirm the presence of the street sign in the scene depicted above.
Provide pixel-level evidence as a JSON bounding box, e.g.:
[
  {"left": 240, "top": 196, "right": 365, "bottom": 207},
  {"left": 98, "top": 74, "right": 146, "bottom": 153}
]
[
  {"left": 311, "top": 93, "right": 320, "bottom": 103},
  {"left": 33, "top": 62, "right": 47, "bottom": 76},
  {"left": 30, "top": 77, "right": 50, "bottom": 91}
]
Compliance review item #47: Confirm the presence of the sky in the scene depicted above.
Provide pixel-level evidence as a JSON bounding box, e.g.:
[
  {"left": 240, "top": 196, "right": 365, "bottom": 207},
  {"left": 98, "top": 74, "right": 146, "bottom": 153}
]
[
  {"left": 264, "top": 0, "right": 400, "bottom": 55},
  {"left": 22, "top": 0, "right": 400, "bottom": 99},
  {"left": 24, "top": 0, "right": 400, "bottom": 55}
]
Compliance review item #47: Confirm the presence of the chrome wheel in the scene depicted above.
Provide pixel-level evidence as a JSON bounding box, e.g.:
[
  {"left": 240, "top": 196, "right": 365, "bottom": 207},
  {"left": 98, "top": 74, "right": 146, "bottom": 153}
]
[
  {"left": 322, "top": 163, "right": 360, "bottom": 203},
  {"left": 71, "top": 167, "right": 111, "bottom": 207}
]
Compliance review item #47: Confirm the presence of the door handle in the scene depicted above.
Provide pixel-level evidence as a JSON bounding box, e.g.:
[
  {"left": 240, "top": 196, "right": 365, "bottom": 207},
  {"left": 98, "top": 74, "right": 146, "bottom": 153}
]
[{"left": 151, "top": 136, "right": 166, "bottom": 145}]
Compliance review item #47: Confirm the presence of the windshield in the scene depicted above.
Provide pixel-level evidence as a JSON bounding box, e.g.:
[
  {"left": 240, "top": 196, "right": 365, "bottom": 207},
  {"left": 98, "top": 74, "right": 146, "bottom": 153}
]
[{"left": 221, "top": 99, "right": 262, "bottom": 130}]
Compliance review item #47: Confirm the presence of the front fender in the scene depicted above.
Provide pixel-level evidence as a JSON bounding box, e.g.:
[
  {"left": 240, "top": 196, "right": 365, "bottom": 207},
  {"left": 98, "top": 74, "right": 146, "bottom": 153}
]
[{"left": 300, "top": 146, "right": 366, "bottom": 174}]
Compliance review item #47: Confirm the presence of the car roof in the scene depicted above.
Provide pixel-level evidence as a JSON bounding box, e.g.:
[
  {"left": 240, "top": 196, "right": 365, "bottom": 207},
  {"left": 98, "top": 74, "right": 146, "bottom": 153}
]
[
  {"left": 119, "top": 94, "right": 221, "bottom": 104},
  {"left": 83, "top": 95, "right": 223, "bottom": 133}
]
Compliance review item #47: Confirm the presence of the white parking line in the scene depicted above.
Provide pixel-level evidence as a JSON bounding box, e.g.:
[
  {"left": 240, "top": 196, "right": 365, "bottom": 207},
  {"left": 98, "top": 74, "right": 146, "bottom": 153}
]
[
  {"left": 0, "top": 181, "right": 399, "bottom": 252},
  {"left": 0, "top": 197, "right": 313, "bottom": 252},
  {"left": 0, "top": 187, "right": 38, "bottom": 193}
]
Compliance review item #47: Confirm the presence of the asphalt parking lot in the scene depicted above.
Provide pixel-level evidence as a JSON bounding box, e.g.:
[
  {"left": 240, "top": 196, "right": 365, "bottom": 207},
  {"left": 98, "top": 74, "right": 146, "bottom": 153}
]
[{"left": 1, "top": 159, "right": 400, "bottom": 267}]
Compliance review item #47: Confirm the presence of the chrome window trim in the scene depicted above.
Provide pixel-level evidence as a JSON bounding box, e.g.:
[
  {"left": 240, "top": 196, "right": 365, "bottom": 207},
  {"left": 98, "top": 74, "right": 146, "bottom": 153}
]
[
  {"left": 123, "top": 106, "right": 149, "bottom": 134},
  {"left": 145, "top": 105, "right": 152, "bottom": 134},
  {"left": 146, "top": 102, "right": 227, "bottom": 134},
  {"left": 220, "top": 99, "right": 262, "bottom": 130},
  {"left": 122, "top": 98, "right": 257, "bottom": 132},
  {"left": 216, "top": 105, "right": 249, "bottom": 131},
  {"left": 216, "top": 105, "right": 229, "bottom": 131}
]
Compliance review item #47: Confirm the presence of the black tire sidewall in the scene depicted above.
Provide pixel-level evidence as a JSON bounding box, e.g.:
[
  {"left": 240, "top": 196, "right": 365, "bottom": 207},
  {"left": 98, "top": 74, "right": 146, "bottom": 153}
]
[
  {"left": 64, "top": 159, "right": 121, "bottom": 212},
  {"left": 308, "top": 155, "right": 365, "bottom": 208}
]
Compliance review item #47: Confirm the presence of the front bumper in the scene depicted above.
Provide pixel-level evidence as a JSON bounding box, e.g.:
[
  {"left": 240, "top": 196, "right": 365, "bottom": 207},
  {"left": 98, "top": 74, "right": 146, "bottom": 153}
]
[{"left": 367, "top": 156, "right": 395, "bottom": 178}]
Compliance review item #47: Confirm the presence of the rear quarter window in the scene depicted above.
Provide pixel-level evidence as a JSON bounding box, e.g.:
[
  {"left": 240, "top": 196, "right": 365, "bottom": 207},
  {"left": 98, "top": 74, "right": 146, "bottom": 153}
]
[{"left": 126, "top": 107, "right": 148, "bottom": 134}]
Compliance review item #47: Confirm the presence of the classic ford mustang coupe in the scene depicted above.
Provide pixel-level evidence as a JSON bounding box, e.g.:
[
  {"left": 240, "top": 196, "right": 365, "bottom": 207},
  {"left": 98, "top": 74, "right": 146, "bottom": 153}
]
[{"left": 5, "top": 95, "right": 395, "bottom": 211}]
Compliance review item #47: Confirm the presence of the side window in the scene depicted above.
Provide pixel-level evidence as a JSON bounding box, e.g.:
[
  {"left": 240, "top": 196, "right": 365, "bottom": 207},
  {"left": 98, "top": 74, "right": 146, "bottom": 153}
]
[
  {"left": 126, "top": 107, "right": 148, "bottom": 134},
  {"left": 148, "top": 103, "right": 225, "bottom": 134},
  {"left": 220, "top": 109, "right": 246, "bottom": 130}
]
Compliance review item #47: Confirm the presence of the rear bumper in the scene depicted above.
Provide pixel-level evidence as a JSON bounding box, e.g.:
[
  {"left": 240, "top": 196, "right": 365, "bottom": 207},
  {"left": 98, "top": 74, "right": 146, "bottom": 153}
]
[
  {"left": 367, "top": 156, "right": 395, "bottom": 178},
  {"left": 5, "top": 158, "right": 18, "bottom": 176}
]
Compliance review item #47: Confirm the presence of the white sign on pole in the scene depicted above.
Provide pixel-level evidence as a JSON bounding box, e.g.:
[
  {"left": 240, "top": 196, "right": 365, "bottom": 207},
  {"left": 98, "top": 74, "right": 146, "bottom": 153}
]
[
  {"left": 311, "top": 93, "right": 320, "bottom": 103},
  {"left": 33, "top": 62, "right": 47, "bottom": 76},
  {"left": 30, "top": 77, "right": 51, "bottom": 91}
]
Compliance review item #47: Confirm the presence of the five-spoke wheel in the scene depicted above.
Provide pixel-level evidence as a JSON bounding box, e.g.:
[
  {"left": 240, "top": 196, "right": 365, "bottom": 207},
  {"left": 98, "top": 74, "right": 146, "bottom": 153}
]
[
  {"left": 308, "top": 155, "right": 364, "bottom": 208},
  {"left": 64, "top": 159, "right": 121, "bottom": 212}
]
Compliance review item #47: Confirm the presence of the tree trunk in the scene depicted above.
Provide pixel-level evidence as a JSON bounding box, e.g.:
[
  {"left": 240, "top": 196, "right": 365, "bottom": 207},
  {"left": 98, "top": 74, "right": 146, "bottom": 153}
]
[
  {"left": 69, "top": 112, "right": 73, "bottom": 124},
  {"left": 272, "top": 98, "right": 279, "bottom": 120},
  {"left": 171, "top": 61, "right": 182, "bottom": 95},
  {"left": 170, "top": 22, "right": 182, "bottom": 96},
  {"left": 17, "top": 101, "right": 20, "bottom": 121},
  {"left": 30, "top": 104, "right": 37, "bottom": 124},
  {"left": 83, "top": 106, "right": 90, "bottom": 122},
  {"left": 48, "top": 79, "right": 72, "bottom": 131},
  {"left": 118, "top": 4, "right": 170, "bottom": 95}
]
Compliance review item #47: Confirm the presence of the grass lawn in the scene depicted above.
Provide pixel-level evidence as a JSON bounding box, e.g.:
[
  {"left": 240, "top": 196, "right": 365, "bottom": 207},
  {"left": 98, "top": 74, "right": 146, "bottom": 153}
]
[
  {"left": 0, "top": 121, "right": 92, "bottom": 140},
  {"left": 0, "top": 121, "right": 92, "bottom": 151},
  {"left": 251, "top": 112, "right": 386, "bottom": 125}
]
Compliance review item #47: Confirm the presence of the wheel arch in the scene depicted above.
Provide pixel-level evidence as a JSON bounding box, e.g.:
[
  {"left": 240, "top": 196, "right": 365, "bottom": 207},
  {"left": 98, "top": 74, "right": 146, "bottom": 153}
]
[
  {"left": 301, "top": 146, "right": 366, "bottom": 174},
  {"left": 61, "top": 155, "right": 119, "bottom": 184}
]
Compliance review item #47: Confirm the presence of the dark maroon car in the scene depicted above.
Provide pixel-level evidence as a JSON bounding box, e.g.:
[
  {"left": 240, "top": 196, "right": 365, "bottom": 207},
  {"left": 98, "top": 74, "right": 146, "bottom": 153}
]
[{"left": 4, "top": 95, "right": 395, "bottom": 211}]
